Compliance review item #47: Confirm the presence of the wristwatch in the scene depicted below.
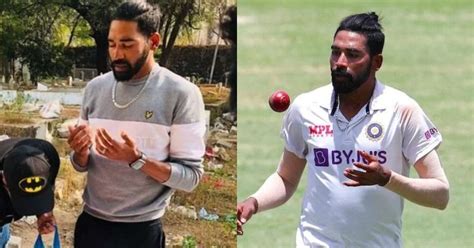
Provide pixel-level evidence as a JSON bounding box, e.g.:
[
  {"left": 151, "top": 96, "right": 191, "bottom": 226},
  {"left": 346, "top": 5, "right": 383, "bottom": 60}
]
[{"left": 129, "top": 151, "right": 147, "bottom": 170}]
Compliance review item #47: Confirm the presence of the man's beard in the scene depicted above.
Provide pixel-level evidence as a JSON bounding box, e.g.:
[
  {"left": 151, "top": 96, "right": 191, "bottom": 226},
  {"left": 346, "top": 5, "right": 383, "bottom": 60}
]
[
  {"left": 111, "top": 51, "right": 148, "bottom": 81},
  {"left": 331, "top": 63, "right": 371, "bottom": 94}
]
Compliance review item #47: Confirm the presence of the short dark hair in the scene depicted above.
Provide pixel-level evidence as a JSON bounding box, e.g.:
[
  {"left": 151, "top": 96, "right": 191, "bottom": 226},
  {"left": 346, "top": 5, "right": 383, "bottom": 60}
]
[
  {"left": 335, "top": 12, "right": 385, "bottom": 56},
  {"left": 113, "top": 0, "right": 161, "bottom": 37}
]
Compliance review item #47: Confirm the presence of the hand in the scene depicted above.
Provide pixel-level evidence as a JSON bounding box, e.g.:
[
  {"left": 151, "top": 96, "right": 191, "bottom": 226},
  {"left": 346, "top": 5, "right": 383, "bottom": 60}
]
[
  {"left": 343, "top": 150, "right": 392, "bottom": 187},
  {"left": 68, "top": 124, "right": 92, "bottom": 166},
  {"left": 236, "top": 197, "right": 258, "bottom": 235},
  {"left": 68, "top": 124, "right": 92, "bottom": 155},
  {"left": 37, "top": 212, "right": 56, "bottom": 235},
  {"left": 95, "top": 128, "right": 140, "bottom": 164}
]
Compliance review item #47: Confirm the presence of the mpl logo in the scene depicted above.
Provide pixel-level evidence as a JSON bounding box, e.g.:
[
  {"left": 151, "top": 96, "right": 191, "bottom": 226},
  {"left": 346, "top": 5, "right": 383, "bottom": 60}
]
[
  {"left": 309, "top": 125, "right": 333, "bottom": 137},
  {"left": 313, "top": 148, "right": 387, "bottom": 167}
]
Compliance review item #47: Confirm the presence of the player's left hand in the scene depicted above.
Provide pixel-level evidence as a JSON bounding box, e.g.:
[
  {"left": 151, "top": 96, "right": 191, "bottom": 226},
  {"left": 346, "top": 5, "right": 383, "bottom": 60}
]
[
  {"left": 237, "top": 197, "right": 259, "bottom": 235},
  {"left": 37, "top": 211, "right": 56, "bottom": 234},
  {"left": 95, "top": 128, "right": 140, "bottom": 164},
  {"left": 343, "top": 150, "right": 392, "bottom": 187}
]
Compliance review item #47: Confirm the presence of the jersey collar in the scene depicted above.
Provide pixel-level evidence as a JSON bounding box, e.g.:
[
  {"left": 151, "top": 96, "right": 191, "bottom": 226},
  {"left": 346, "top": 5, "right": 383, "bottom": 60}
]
[{"left": 320, "top": 80, "right": 388, "bottom": 115}]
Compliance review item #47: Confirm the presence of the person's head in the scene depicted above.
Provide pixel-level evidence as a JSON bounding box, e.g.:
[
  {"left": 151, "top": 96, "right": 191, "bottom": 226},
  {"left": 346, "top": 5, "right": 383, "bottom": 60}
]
[
  {"left": 219, "top": 5, "right": 237, "bottom": 45},
  {"left": 219, "top": 5, "right": 237, "bottom": 112},
  {"left": 330, "top": 12, "right": 384, "bottom": 94},
  {"left": 1, "top": 141, "right": 59, "bottom": 216},
  {"left": 108, "top": 0, "right": 161, "bottom": 81}
]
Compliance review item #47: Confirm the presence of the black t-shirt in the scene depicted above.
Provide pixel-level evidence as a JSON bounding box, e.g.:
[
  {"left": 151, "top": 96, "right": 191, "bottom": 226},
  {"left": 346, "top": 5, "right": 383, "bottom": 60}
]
[{"left": 0, "top": 181, "right": 21, "bottom": 227}]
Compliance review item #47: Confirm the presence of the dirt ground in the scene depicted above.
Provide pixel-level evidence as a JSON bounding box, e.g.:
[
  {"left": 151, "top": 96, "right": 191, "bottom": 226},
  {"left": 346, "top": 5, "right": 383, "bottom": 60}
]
[{"left": 10, "top": 207, "right": 80, "bottom": 247}]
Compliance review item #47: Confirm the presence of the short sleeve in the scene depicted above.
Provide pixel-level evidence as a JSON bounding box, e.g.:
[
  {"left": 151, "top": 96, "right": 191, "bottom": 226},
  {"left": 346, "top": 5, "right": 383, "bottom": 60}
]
[
  {"left": 400, "top": 99, "right": 442, "bottom": 165},
  {"left": 280, "top": 97, "right": 307, "bottom": 159}
]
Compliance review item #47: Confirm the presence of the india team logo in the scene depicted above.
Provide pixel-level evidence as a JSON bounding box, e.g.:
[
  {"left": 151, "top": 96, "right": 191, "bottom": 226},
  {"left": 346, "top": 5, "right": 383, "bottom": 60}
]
[{"left": 366, "top": 123, "right": 383, "bottom": 141}]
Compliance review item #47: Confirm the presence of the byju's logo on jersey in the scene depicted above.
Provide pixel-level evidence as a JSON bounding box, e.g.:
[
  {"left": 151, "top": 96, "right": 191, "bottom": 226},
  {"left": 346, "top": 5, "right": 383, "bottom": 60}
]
[
  {"left": 424, "top": 127, "right": 439, "bottom": 140},
  {"left": 366, "top": 123, "right": 384, "bottom": 141},
  {"left": 309, "top": 125, "right": 333, "bottom": 137},
  {"left": 313, "top": 148, "right": 387, "bottom": 167}
]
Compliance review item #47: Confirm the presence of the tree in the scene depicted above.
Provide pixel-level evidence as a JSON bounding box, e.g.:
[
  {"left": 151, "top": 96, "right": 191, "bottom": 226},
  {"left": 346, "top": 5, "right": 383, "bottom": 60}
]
[
  {"left": 0, "top": 0, "right": 231, "bottom": 78},
  {"left": 0, "top": 0, "right": 120, "bottom": 75},
  {"left": 58, "top": 0, "right": 229, "bottom": 70},
  {"left": 59, "top": 0, "right": 120, "bottom": 73},
  {"left": 157, "top": 0, "right": 233, "bottom": 65},
  {"left": 0, "top": 2, "right": 75, "bottom": 83},
  {"left": 0, "top": 12, "right": 24, "bottom": 84},
  {"left": 156, "top": 0, "right": 196, "bottom": 66}
]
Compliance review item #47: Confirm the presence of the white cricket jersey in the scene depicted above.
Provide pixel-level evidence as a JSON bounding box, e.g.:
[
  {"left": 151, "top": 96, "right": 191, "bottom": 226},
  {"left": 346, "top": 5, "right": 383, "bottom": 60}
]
[{"left": 281, "top": 81, "right": 442, "bottom": 248}]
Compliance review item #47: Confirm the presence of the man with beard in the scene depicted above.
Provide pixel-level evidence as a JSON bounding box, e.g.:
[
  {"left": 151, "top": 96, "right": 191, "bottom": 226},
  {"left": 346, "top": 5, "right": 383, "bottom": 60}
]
[
  {"left": 237, "top": 12, "right": 449, "bottom": 247},
  {"left": 67, "top": 1, "right": 206, "bottom": 247}
]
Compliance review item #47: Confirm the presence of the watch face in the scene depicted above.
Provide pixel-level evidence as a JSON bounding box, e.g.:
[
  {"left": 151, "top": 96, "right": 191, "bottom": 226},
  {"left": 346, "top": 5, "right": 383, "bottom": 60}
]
[{"left": 132, "top": 159, "right": 145, "bottom": 170}]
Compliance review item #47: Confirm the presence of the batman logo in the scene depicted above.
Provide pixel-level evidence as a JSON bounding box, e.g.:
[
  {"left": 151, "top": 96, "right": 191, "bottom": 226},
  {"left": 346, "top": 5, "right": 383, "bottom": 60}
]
[{"left": 18, "top": 176, "right": 47, "bottom": 193}]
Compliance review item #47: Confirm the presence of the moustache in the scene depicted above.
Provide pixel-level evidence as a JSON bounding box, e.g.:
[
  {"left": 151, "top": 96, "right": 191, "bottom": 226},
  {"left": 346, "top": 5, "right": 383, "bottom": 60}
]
[
  {"left": 331, "top": 69, "right": 352, "bottom": 78},
  {"left": 111, "top": 60, "right": 130, "bottom": 67}
]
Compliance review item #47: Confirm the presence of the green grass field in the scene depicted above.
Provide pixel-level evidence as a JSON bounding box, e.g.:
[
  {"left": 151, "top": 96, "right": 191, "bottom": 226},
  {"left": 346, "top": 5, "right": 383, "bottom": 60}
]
[{"left": 237, "top": 0, "right": 474, "bottom": 247}]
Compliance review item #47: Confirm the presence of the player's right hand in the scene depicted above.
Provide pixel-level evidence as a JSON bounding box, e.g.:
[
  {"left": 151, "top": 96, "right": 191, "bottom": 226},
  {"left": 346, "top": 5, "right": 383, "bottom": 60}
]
[
  {"left": 237, "top": 197, "right": 259, "bottom": 235},
  {"left": 68, "top": 124, "right": 92, "bottom": 165}
]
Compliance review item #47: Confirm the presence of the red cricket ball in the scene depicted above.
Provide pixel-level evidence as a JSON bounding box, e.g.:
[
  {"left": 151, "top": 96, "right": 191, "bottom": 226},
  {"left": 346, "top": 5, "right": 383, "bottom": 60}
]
[{"left": 268, "top": 90, "right": 290, "bottom": 112}]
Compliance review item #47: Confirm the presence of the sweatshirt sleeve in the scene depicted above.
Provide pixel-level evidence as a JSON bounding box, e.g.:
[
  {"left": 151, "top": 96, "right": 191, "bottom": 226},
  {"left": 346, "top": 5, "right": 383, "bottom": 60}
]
[{"left": 162, "top": 83, "right": 206, "bottom": 192}]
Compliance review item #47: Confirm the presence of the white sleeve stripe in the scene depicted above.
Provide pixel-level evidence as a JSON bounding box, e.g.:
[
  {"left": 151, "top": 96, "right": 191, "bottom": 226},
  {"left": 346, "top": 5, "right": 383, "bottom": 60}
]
[{"left": 170, "top": 121, "right": 206, "bottom": 159}]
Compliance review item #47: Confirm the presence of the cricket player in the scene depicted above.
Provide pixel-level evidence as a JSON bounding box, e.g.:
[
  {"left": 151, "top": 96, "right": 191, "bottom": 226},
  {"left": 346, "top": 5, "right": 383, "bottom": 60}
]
[{"left": 237, "top": 12, "right": 449, "bottom": 247}]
